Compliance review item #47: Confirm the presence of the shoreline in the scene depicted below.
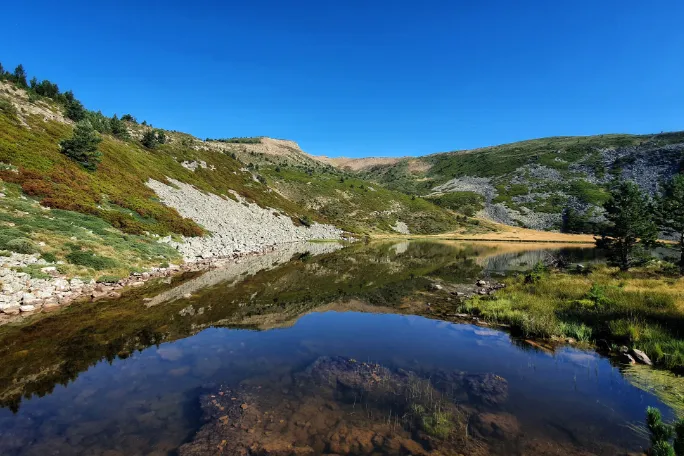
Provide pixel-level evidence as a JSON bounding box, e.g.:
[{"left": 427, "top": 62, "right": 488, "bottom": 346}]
[
  {"left": 0, "top": 234, "right": 597, "bottom": 326},
  {"left": 0, "top": 240, "right": 347, "bottom": 325}
]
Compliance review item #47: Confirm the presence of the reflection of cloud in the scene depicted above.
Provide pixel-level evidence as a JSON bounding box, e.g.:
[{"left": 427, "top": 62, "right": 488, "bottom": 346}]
[
  {"left": 558, "top": 349, "right": 598, "bottom": 368},
  {"left": 474, "top": 328, "right": 503, "bottom": 337}
]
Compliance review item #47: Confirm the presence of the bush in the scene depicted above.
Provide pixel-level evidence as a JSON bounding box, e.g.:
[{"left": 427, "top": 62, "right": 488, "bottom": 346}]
[
  {"left": 429, "top": 191, "right": 485, "bottom": 216},
  {"left": 6, "top": 238, "right": 37, "bottom": 254},
  {"left": 40, "top": 252, "right": 57, "bottom": 263},
  {"left": 299, "top": 215, "right": 312, "bottom": 227},
  {"left": 66, "top": 250, "right": 118, "bottom": 270},
  {"left": 96, "top": 274, "right": 123, "bottom": 283}
]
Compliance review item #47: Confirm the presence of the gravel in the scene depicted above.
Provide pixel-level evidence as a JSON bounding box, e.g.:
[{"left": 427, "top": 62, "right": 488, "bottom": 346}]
[{"left": 148, "top": 178, "right": 343, "bottom": 261}]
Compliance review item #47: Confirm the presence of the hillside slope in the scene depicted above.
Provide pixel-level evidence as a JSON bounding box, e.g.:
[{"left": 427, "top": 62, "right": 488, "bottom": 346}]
[
  {"left": 345, "top": 134, "right": 684, "bottom": 230},
  {"left": 0, "top": 77, "right": 466, "bottom": 286}
]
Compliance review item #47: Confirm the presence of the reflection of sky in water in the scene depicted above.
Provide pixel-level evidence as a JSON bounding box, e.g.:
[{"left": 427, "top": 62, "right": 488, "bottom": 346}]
[{"left": 0, "top": 311, "right": 671, "bottom": 455}]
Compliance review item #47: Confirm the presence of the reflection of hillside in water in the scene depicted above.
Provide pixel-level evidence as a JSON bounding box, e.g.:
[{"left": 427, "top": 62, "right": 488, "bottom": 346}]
[
  {"left": 145, "top": 241, "right": 344, "bottom": 307},
  {"left": 0, "top": 240, "right": 595, "bottom": 412},
  {"left": 478, "top": 247, "right": 602, "bottom": 275}
]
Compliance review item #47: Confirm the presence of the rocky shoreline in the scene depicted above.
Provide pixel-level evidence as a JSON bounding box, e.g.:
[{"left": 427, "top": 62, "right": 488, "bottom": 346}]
[{"left": 0, "top": 241, "right": 345, "bottom": 325}]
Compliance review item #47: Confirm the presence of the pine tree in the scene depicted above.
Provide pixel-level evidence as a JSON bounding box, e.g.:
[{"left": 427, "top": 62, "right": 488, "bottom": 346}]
[
  {"left": 59, "top": 121, "right": 103, "bottom": 171},
  {"left": 59, "top": 90, "right": 86, "bottom": 121},
  {"left": 658, "top": 174, "right": 684, "bottom": 274},
  {"left": 13, "top": 64, "right": 27, "bottom": 87},
  {"left": 595, "top": 181, "right": 658, "bottom": 271},
  {"left": 141, "top": 129, "right": 158, "bottom": 149},
  {"left": 110, "top": 114, "right": 129, "bottom": 139},
  {"left": 155, "top": 129, "right": 166, "bottom": 144}
]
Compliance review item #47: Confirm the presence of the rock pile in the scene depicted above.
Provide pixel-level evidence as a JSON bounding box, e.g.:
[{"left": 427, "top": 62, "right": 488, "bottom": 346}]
[{"left": 147, "top": 178, "right": 344, "bottom": 261}]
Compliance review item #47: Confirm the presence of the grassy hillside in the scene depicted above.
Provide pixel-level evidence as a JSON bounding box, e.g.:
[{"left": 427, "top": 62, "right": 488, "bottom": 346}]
[
  {"left": 0, "top": 76, "right": 466, "bottom": 277},
  {"left": 355, "top": 133, "right": 684, "bottom": 231}
]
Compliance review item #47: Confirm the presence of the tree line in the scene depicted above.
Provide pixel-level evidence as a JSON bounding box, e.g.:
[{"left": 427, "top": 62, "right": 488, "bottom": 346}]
[
  {"left": 1, "top": 62, "right": 168, "bottom": 170},
  {"left": 598, "top": 177, "right": 684, "bottom": 274}
]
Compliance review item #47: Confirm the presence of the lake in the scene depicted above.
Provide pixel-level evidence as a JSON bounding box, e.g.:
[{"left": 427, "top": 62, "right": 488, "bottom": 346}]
[{"left": 0, "top": 240, "right": 674, "bottom": 455}]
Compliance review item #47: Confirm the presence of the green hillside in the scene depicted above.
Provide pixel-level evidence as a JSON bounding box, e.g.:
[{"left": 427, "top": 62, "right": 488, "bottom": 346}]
[
  {"left": 356, "top": 134, "right": 684, "bottom": 231},
  {"left": 0, "top": 69, "right": 467, "bottom": 278}
]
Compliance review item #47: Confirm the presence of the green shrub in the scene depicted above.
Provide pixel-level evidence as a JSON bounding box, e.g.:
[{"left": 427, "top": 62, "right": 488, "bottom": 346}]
[
  {"left": 6, "top": 238, "right": 37, "bottom": 254},
  {"left": 429, "top": 191, "right": 484, "bottom": 216},
  {"left": 66, "top": 250, "right": 118, "bottom": 270},
  {"left": 96, "top": 274, "right": 123, "bottom": 283},
  {"left": 40, "top": 252, "right": 57, "bottom": 263}
]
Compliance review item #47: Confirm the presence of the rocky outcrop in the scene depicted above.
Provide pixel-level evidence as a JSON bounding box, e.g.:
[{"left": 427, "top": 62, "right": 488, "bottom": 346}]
[
  {"left": 148, "top": 178, "right": 343, "bottom": 261},
  {"left": 431, "top": 142, "right": 684, "bottom": 231}
]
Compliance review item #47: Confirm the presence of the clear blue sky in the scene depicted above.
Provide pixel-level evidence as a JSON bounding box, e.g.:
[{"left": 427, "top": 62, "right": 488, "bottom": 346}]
[{"left": 3, "top": 1, "right": 683, "bottom": 157}]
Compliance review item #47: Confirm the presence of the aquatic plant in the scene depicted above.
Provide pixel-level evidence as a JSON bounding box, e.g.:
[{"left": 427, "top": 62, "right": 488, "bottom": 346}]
[{"left": 646, "top": 406, "right": 684, "bottom": 455}]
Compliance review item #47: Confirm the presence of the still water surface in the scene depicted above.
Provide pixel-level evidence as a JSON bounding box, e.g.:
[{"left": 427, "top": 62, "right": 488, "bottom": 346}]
[{"left": 0, "top": 241, "right": 673, "bottom": 455}]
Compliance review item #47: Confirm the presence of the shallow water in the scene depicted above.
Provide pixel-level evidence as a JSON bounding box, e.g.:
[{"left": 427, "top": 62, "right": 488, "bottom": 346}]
[{"left": 0, "top": 241, "right": 674, "bottom": 455}]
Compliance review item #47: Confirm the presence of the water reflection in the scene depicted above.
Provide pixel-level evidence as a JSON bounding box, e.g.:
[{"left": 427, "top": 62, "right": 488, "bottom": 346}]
[{"left": 0, "top": 240, "right": 665, "bottom": 456}]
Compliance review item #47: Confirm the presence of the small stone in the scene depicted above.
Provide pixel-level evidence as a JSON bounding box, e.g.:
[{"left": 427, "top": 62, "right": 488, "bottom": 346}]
[
  {"left": 620, "top": 353, "right": 636, "bottom": 364},
  {"left": 22, "top": 293, "right": 37, "bottom": 304},
  {"left": 476, "top": 280, "right": 487, "bottom": 287},
  {"left": 19, "top": 305, "right": 36, "bottom": 312},
  {"left": 2, "top": 307, "right": 20, "bottom": 315},
  {"left": 130, "top": 281, "right": 145, "bottom": 287},
  {"left": 240, "top": 403, "right": 248, "bottom": 410}
]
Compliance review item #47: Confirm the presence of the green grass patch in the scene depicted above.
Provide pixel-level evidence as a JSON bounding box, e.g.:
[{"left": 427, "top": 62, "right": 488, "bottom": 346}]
[{"left": 457, "top": 265, "right": 684, "bottom": 372}]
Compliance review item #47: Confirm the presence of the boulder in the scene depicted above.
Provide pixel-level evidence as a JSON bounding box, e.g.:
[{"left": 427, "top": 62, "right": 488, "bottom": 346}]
[
  {"left": 630, "top": 348, "right": 653, "bottom": 366},
  {"left": 19, "top": 304, "right": 37, "bottom": 312}
]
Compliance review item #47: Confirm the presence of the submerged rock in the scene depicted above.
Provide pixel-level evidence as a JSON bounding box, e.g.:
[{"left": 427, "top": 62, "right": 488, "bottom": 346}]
[
  {"left": 179, "top": 356, "right": 489, "bottom": 456},
  {"left": 431, "top": 370, "right": 509, "bottom": 406},
  {"left": 471, "top": 412, "right": 521, "bottom": 440}
]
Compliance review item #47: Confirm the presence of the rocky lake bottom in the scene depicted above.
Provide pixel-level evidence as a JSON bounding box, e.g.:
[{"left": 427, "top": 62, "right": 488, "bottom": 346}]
[{"left": 0, "top": 240, "right": 679, "bottom": 455}]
